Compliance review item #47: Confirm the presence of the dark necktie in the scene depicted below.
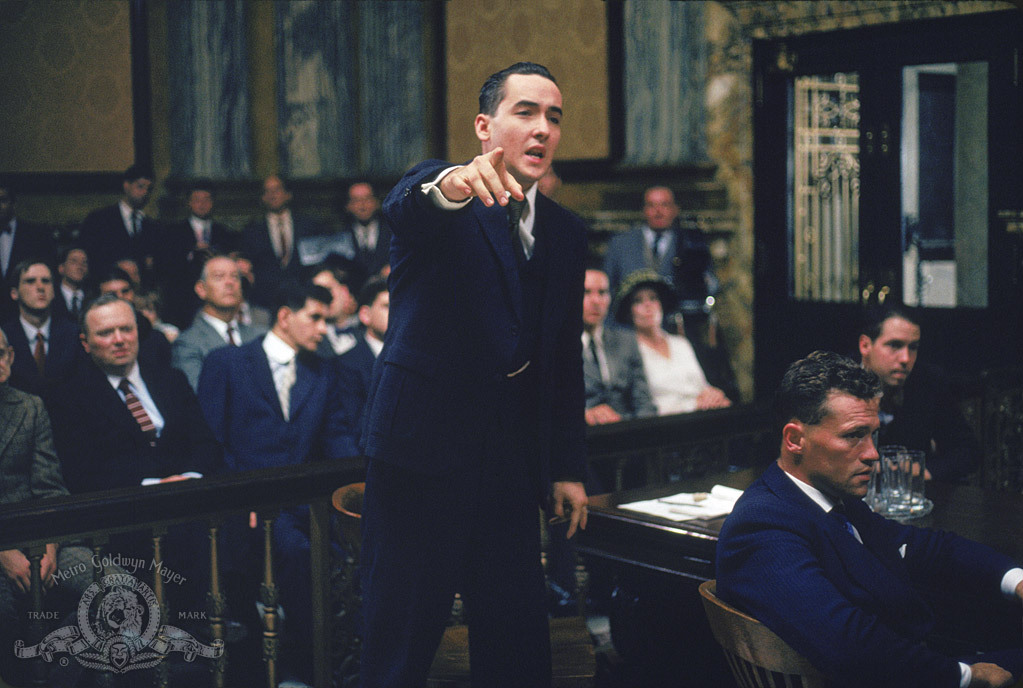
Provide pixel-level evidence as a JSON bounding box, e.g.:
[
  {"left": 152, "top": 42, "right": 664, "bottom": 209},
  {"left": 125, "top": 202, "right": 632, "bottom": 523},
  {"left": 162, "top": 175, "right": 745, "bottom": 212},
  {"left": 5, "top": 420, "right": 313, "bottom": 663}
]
[
  {"left": 227, "top": 324, "right": 238, "bottom": 346},
  {"left": 132, "top": 211, "right": 142, "bottom": 236},
  {"left": 70, "top": 292, "right": 81, "bottom": 318},
  {"left": 33, "top": 333, "right": 46, "bottom": 375},
  {"left": 119, "top": 378, "right": 157, "bottom": 446},
  {"left": 507, "top": 199, "right": 527, "bottom": 264},
  {"left": 588, "top": 335, "right": 600, "bottom": 366}
]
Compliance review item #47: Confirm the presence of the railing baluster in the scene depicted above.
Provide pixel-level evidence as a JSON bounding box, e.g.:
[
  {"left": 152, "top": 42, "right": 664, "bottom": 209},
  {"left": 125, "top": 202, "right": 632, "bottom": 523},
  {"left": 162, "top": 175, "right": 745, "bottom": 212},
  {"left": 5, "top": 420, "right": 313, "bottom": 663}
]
[
  {"left": 207, "top": 520, "right": 227, "bottom": 688},
  {"left": 27, "top": 546, "right": 45, "bottom": 687},
  {"left": 92, "top": 539, "right": 114, "bottom": 688},
  {"left": 260, "top": 513, "right": 280, "bottom": 688},
  {"left": 309, "top": 498, "right": 332, "bottom": 688},
  {"left": 152, "top": 527, "right": 169, "bottom": 688}
]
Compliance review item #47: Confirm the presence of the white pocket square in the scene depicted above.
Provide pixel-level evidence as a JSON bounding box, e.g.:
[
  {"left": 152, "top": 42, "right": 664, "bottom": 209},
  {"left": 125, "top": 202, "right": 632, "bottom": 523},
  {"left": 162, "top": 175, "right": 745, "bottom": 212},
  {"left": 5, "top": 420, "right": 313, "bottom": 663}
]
[{"left": 899, "top": 544, "right": 907, "bottom": 558}]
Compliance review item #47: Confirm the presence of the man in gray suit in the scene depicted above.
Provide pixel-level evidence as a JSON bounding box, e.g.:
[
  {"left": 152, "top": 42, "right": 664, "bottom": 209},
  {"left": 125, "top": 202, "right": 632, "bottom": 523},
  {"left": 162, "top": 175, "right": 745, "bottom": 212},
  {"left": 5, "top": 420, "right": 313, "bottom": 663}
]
[
  {"left": 0, "top": 328, "right": 93, "bottom": 684},
  {"left": 582, "top": 267, "right": 656, "bottom": 424},
  {"left": 172, "top": 255, "right": 265, "bottom": 390}
]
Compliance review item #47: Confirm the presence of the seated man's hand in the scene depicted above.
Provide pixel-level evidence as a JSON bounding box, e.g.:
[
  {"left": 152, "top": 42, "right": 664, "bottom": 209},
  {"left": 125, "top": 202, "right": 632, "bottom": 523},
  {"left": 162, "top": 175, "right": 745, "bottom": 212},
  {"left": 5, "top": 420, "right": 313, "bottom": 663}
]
[
  {"left": 969, "top": 662, "right": 1015, "bottom": 687},
  {"left": 158, "top": 474, "right": 196, "bottom": 483},
  {"left": 695, "top": 386, "right": 732, "bottom": 410},
  {"left": 40, "top": 544, "right": 58, "bottom": 590},
  {"left": 0, "top": 549, "right": 32, "bottom": 594},
  {"left": 438, "top": 149, "right": 524, "bottom": 206},
  {"left": 585, "top": 404, "right": 622, "bottom": 426}
]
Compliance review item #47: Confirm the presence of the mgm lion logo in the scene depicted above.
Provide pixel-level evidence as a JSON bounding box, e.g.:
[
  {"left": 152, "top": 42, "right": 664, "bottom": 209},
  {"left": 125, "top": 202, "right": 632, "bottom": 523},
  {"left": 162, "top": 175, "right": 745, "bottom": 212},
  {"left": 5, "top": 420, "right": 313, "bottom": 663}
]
[{"left": 15, "top": 573, "right": 223, "bottom": 673}]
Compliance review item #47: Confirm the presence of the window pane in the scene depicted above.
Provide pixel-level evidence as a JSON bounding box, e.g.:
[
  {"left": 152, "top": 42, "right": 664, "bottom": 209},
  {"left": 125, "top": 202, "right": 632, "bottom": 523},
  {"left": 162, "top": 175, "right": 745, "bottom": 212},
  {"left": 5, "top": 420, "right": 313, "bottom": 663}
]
[{"left": 789, "top": 72, "right": 860, "bottom": 302}]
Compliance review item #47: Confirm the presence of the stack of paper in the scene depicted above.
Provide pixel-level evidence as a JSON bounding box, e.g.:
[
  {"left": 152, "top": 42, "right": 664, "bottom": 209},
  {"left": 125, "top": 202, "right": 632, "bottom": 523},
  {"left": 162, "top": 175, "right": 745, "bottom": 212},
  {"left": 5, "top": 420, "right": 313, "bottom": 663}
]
[{"left": 619, "top": 485, "right": 744, "bottom": 522}]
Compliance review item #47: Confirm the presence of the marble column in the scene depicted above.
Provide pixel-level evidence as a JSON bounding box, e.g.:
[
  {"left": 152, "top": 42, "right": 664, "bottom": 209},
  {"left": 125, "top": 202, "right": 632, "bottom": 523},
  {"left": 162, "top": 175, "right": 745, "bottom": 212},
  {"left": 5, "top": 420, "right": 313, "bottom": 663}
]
[
  {"left": 622, "top": 0, "right": 708, "bottom": 165},
  {"left": 167, "top": 0, "right": 251, "bottom": 178}
]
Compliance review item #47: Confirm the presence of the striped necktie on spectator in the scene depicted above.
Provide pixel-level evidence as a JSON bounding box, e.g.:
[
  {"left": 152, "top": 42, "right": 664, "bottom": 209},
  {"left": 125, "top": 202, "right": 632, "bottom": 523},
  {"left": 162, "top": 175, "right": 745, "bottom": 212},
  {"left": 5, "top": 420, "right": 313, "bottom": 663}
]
[{"left": 119, "top": 378, "right": 157, "bottom": 446}]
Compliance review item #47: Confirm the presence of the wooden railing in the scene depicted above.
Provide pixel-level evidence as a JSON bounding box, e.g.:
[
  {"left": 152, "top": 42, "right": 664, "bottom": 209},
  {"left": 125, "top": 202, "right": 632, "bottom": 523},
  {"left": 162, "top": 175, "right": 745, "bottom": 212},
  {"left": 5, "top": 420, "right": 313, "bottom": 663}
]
[{"left": 0, "top": 457, "right": 365, "bottom": 688}]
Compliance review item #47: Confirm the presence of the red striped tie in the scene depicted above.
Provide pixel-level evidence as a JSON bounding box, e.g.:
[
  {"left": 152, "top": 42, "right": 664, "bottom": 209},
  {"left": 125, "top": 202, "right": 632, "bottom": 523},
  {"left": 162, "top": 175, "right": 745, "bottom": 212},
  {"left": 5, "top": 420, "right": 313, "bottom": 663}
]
[{"left": 119, "top": 378, "right": 157, "bottom": 446}]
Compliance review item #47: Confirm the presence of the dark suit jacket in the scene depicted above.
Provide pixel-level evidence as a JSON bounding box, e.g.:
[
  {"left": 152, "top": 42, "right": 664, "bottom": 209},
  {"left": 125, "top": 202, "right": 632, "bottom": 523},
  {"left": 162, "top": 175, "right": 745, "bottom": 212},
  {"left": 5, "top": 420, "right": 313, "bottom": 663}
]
[
  {"left": 340, "top": 213, "right": 393, "bottom": 276},
  {"left": 0, "top": 384, "right": 67, "bottom": 505},
  {"left": 364, "top": 160, "right": 587, "bottom": 489},
  {"left": 717, "top": 462, "right": 1017, "bottom": 687},
  {"left": 239, "top": 212, "right": 321, "bottom": 307},
  {"left": 48, "top": 359, "right": 222, "bottom": 494},
  {"left": 1, "top": 316, "right": 83, "bottom": 400},
  {"left": 879, "top": 362, "right": 980, "bottom": 482},
  {"left": 78, "top": 203, "right": 159, "bottom": 277},
  {"left": 0, "top": 219, "right": 57, "bottom": 322},
  {"left": 584, "top": 327, "right": 656, "bottom": 419},
  {"left": 154, "top": 218, "right": 238, "bottom": 328},
  {"left": 197, "top": 336, "right": 361, "bottom": 473}
]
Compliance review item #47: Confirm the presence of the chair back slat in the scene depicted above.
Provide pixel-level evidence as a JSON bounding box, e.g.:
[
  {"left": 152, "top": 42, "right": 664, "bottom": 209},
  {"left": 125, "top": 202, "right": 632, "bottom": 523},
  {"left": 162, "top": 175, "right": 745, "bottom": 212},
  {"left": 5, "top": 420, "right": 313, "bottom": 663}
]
[{"left": 699, "top": 580, "right": 833, "bottom": 688}]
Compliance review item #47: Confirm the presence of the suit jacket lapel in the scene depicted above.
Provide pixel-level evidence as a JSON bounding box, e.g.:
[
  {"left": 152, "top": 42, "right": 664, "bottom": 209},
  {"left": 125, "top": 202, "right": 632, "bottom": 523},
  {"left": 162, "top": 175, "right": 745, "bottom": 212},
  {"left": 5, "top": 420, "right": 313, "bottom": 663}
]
[
  {"left": 288, "top": 354, "right": 319, "bottom": 421},
  {"left": 247, "top": 340, "right": 285, "bottom": 420},
  {"left": 0, "top": 386, "right": 26, "bottom": 458},
  {"left": 473, "top": 200, "right": 522, "bottom": 323}
]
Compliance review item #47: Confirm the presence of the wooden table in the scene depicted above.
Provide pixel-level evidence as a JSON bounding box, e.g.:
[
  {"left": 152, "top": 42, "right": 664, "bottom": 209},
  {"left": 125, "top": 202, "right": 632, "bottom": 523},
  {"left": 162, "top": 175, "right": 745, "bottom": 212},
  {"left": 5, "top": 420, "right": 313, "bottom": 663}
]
[{"left": 575, "top": 465, "right": 1023, "bottom": 687}]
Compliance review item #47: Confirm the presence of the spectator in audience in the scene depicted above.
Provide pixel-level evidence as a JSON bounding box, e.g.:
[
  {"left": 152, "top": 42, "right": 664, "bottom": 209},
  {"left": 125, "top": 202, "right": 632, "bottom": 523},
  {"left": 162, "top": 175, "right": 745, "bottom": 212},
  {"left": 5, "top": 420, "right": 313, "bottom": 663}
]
[
  {"left": 134, "top": 291, "right": 179, "bottom": 343},
  {"left": 1, "top": 260, "right": 82, "bottom": 399},
  {"left": 582, "top": 265, "right": 655, "bottom": 424},
  {"left": 240, "top": 175, "right": 321, "bottom": 308},
  {"left": 603, "top": 186, "right": 716, "bottom": 340},
  {"left": 172, "top": 255, "right": 265, "bottom": 391},
  {"left": 97, "top": 267, "right": 172, "bottom": 369},
  {"left": 340, "top": 182, "right": 391, "bottom": 278},
  {"left": 48, "top": 294, "right": 220, "bottom": 492},
  {"left": 858, "top": 304, "right": 980, "bottom": 481},
  {"left": 52, "top": 247, "right": 88, "bottom": 322},
  {"left": 47, "top": 294, "right": 221, "bottom": 617},
  {"left": 79, "top": 165, "right": 158, "bottom": 280},
  {"left": 156, "top": 180, "right": 238, "bottom": 329},
  {"left": 309, "top": 258, "right": 365, "bottom": 356},
  {"left": 338, "top": 276, "right": 388, "bottom": 396},
  {"left": 232, "top": 252, "right": 272, "bottom": 331},
  {"left": 617, "top": 269, "right": 730, "bottom": 414},
  {"left": 197, "top": 280, "right": 361, "bottom": 687},
  {"left": 0, "top": 327, "right": 95, "bottom": 687},
  {"left": 0, "top": 179, "right": 57, "bottom": 322},
  {"left": 717, "top": 351, "right": 1023, "bottom": 688}
]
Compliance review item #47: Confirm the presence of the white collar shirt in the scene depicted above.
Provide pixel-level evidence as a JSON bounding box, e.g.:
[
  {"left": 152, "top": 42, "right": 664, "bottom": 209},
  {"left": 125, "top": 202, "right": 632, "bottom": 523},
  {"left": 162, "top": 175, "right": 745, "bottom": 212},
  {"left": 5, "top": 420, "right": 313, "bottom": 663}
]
[
  {"left": 200, "top": 311, "right": 240, "bottom": 345},
  {"left": 107, "top": 362, "right": 165, "bottom": 435},
  {"left": 20, "top": 316, "right": 51, "bottom": 355}
]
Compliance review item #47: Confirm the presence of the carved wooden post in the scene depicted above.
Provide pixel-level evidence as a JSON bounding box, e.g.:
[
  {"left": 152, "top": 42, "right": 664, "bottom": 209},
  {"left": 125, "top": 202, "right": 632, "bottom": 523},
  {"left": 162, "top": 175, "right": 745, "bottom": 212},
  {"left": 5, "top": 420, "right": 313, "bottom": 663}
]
[
  {"left": 27, "top": 545, "right": 45, "bottom": 687},
  {"left": 207, "top": 520, "right": 227, "bottom": 688},
  {"left": 260, "top": 513, "right": 279, "bottom": 688},
  {"left": 92, "top": 539, "right": 113, "bottom": 688}
]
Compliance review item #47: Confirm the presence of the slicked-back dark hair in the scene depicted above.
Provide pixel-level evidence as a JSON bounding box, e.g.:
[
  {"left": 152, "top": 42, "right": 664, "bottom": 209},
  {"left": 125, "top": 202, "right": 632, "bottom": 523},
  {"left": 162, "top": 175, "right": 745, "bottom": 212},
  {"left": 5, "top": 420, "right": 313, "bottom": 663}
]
[
  {"left": 122, "top": 165, "right": 154, "bottom": 184},
  {"left": 80, "top": 292, "right": 136, "bottom": 336},
  {"left": 270, "top": 279, "right": 332, "bottom": 325},
  {"left": 479, "top": 62, "right": 557, "bottom": 116},
  {"left": 7, "top": 258, "right": 52, "bottom": 291},
  {"left": 775, "top": 351, "right": 882, "bottom": 432},
  {"left": 357, "top": 276, "right": 388, "bottom": 309},
  {"left": 859, "top": 303, "right": 920, "bottom": 341},
  {"left": 187, "top": 178, "right": 215, "bottom": 197}
]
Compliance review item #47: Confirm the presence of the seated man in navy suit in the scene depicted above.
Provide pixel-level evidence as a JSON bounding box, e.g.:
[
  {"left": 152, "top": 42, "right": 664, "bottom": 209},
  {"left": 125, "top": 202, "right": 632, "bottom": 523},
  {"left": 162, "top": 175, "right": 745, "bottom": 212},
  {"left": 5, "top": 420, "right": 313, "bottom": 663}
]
[
  {"left": 197, "top": 279, "right": 361, "bottom": 686},
  {"left": 717, "top": 351, "right": 1023, "bottom": 688},
  {"left": 0, "top": 260, "right": 82, "bottom": 400}
]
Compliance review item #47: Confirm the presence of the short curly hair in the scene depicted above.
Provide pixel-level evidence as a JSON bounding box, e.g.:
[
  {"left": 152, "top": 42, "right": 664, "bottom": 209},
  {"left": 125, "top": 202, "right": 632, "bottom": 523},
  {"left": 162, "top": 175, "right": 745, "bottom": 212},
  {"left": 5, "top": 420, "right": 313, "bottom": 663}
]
[{"left": 775, "top": 351, "right": 882, "bottom": 432}]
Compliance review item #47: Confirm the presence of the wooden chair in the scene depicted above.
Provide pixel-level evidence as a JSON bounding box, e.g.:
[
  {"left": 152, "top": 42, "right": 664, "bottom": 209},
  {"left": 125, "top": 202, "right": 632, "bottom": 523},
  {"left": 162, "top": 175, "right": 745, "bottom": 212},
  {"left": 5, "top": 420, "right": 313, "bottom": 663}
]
[{"left": 698, "top": 580, "right": 834, "bottom": 688}]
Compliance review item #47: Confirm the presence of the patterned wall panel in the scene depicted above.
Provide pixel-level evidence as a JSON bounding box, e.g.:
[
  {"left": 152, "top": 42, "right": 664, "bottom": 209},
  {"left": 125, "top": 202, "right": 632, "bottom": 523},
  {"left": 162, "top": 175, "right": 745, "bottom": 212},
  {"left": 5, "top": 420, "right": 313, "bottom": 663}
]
[
  {"left": 167, "top": 0, "right": 251, "bottom": 178},
  {"left": 0, "top": 0, "right": 134, "bottom": 173},
  {"left": 445, "top": 0, "right": 609, "bottom": 165}
]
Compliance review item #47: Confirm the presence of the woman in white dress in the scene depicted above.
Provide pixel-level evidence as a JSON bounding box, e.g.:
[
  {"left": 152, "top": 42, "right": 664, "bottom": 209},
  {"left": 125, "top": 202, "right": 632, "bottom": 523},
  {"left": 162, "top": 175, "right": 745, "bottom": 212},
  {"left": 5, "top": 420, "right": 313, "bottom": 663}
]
[{"left": 614, "top": 270, "right": 731, "bottom": 415}]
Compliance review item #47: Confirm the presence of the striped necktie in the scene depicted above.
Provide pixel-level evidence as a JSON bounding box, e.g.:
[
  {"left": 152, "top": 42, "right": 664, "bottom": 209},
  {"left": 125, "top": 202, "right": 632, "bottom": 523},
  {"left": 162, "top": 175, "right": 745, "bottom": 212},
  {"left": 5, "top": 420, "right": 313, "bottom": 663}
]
[{"left": 119, "top": 378, "right": 157, "bottom": 446}]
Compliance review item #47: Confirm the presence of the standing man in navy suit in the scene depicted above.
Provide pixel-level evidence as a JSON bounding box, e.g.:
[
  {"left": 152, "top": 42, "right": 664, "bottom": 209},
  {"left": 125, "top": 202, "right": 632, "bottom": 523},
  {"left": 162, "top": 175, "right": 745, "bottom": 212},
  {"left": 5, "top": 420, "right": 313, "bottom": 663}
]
[
  {"left": 360, "top": 62, "right": 589, "bottom": 688},
  {"left": 717, "top": 351, "right": 1023, "bottom": 688},
  {"left": 0, "top": 180, "right": 57, "bottom": 322},
  {"left": 78, "top": 165, "right": 159, "bottom": 281}
]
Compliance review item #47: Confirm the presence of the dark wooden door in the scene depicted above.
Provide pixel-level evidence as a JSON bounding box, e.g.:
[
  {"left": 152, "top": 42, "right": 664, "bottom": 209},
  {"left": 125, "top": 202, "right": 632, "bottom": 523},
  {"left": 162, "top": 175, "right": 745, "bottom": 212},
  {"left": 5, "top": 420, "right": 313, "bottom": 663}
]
[{"left": 753, "top": 12, "right": 1023, "bottom": 397}]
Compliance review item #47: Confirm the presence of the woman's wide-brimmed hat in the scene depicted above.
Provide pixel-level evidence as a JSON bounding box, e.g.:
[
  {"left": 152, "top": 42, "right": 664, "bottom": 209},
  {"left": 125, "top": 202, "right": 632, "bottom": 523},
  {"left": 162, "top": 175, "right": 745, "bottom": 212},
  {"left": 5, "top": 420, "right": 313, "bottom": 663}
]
[{"left": 613, "top": 269, "right": 677, "bottom": 325}]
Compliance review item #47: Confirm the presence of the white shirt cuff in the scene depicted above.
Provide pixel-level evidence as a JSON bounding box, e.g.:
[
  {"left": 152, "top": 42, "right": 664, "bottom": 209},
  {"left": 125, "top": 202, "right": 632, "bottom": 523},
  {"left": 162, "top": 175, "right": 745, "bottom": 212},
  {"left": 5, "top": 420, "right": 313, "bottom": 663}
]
[
  {"left": 1000, "top": 567, "right": 1023, "bottom": 598},
  {"left": 420, "top": 166, "right": 472, "bottom": 210},
  {"left": 960, "top": 662, "right": 970, "bottom": 688},
  {"left": 140, "top": 472, "right": 203, "bottom": 486}
]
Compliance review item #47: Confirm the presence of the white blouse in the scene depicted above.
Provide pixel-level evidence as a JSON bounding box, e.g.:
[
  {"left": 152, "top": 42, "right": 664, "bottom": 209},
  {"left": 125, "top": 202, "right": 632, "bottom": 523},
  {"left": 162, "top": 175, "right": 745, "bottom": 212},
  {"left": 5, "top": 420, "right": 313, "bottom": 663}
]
[{"left": 637, "top": 333, "right": 709, "bottom": 415}]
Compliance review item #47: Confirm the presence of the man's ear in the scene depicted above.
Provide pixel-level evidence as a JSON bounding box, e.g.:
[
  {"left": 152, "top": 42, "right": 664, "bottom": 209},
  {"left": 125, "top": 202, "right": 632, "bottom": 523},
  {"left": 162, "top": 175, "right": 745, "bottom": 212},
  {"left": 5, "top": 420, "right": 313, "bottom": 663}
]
[
  {"left": 194, "top": 280, "right": 207, "bottom": 300},
  {"left": 858, "top": 334, "right": 872, "bottom": 359},
  {"left": 9, "top": 287, "right": 17, "bottom": 303},
  {"left": 474, "top": 113, "right": 491, "bottom": 143},
  {"left": 782, "top": 420, "right": 805, "bottom": 457},
  {"left": 357, "top": 305, "right": 371, "bottom": 328}
]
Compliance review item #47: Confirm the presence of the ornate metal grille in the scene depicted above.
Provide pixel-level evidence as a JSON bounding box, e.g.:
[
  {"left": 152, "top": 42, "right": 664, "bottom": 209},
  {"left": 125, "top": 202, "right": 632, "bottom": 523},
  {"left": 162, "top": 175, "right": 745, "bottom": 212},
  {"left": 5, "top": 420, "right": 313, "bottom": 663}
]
[{"left": 791, "top": 72, "right": 861, "bottom": 302}]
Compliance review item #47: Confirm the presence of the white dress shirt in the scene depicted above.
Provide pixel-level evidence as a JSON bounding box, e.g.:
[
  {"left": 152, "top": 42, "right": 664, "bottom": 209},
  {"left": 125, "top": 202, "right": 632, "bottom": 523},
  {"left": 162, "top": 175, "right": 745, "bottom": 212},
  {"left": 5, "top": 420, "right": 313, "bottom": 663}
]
[
  {"left": 61, "top": 282, "right": 84, "bottom": 313},
  {"left": 107, "top": 362, "right": 165, "bottom": 436},
  {"left": 20, "top": 316, "right": 50, "bottom": 356},
  {"left": 582, "top": 327, "right": 610, "bottom": 385},
  {"left": 119, "top": 200, "right": 143, "bottom": 236},
  {"left": 0, "top": 219, "right": 15, "bottom": 276},
  {"left": 263, "top": 330, "right": 297, "bottom": 420},
  {"left": 200, "top": 311, "right": 241, "bottom": 345}
]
